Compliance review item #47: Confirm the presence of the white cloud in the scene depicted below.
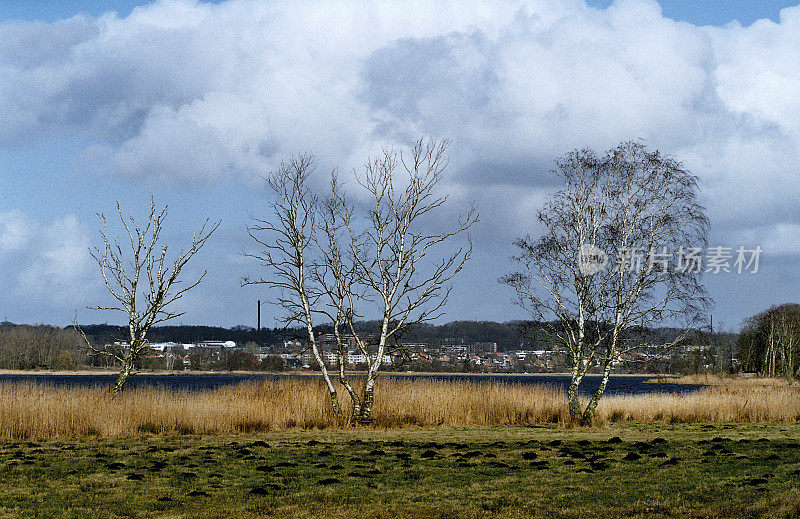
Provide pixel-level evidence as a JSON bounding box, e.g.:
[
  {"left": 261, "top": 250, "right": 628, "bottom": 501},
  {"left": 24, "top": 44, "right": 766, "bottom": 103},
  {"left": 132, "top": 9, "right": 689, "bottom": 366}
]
[
  {"left": 2, "top": 0, "right": 795, "bottom": 230},
  {"left": 2, "top": 0, "right": 800, "bottom": 323},
  {"left": 0, "top": 1, "right": 795, "bottom": 173},
  {"left": 0, "top": 213, "right": 95, "bottom": 307},
  {"left": 0, "top": 0, "right": 528, "bottom": 179},
  {"left": 27, "top": 215, "right": 93, "bottom": 285},
  {"left": 0, "top": 210, "right": 33, "bottom": 254},
  {"left": 728, "top": 223, "right": 800, "bottom": 257},
  {"left": 708, "top": 7, "right": 800, "bottom": 140}
]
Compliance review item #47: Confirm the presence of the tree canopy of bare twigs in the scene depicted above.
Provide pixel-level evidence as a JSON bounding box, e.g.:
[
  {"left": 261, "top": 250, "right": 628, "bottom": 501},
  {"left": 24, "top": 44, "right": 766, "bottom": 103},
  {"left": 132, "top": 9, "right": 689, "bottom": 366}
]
[
  {"left": 244, "top": 155, "right": 344, "bottom": 417},
  {"left": 502, "top": 141, "right": 709, "bottom": 424},
  {"left": 246, "top": 139, "right": 476, "bottom": 424},
  {"left": 339, "top": 139, "right": 477, "bottom": 423},
  {"left": 739, "top": 304, "right": 800, "bottom": 380},
  {"left": 82, "top": 198, "right": 218, "bottom": 393},
  {"left": 314, "top": 173, "right": 364, "bottom": 420}
]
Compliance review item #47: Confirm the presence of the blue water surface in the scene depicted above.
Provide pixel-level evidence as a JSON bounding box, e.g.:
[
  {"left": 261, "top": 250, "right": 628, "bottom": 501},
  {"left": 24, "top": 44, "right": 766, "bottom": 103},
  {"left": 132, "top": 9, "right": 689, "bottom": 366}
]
[{"left": 0, "top": 373, "right": 704, "bottom": 396}]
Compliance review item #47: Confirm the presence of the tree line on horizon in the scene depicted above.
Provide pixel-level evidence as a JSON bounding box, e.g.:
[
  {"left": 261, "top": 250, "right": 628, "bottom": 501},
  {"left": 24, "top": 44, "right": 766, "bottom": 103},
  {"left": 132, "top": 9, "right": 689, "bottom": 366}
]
[{"left": 0, "top": 318, "right": 741, "bottom": 374}]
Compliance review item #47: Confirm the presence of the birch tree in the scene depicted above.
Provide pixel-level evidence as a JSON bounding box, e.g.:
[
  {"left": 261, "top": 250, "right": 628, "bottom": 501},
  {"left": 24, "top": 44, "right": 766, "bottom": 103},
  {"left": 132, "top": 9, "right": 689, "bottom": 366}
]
[
  {"left": 248, "top": 141, "right": 475, "bottom": 424},
  {"left": 777, "top": 308, "right": 800, "bottom": 381},
  {"left": 314, "top": 174, "right": 363, "bottom": 421},
  {"left": 502, "top": 141, "right": 708, "bottom": 424},
  {"left": 739, "top": 304, "right": 800, "bottom": 379},
  {"left": 339, "top": 139, "right": 477, "bottom": 423},
  {"left": 84, "top": 198, "right": 218, "bottom": 393},
  {"left": 244, "top": 155, "right": 343, "bottom": 417}
]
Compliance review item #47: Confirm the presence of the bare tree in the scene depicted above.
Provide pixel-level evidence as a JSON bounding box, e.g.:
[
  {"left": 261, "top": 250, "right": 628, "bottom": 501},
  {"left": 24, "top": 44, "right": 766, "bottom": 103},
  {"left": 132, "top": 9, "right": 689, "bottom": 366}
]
[
  {"left": 244, "top": 155, "right": 343, "bottom": 417},
  {"left": 502, "top": 141, "right": 709, "bottom": 424},
  {"left": 248, "top": 141, "right": 476, "bottom": 424},
  {"left": 314, "top": 173, "right": 363, "bottom": 421},
  {"left": 777, "top": 309, "right": 800, "bottom": 381},
  {"left": 739, "top": 304, "right": 800, "bottom": 379},
  {"left": 82, "top": 198, "right": 218, "bottom": 393},
  {"left": 337, "top": 139, "right": 477, "bottom": 423},
  {"left": 0, "top": 324, "right": 84, "bottom": 370}
]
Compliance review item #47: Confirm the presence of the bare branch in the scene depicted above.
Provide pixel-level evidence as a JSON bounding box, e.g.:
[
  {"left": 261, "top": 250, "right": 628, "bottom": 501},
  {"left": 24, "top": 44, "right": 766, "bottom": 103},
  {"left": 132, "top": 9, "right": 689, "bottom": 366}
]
[
  {"left": 87, "top": 198, "right": 218, "bottom": 392},
  {"left": 245, "top": 155, "right": 344, "bottom": 418},
  {"left": 502, "top": 141, "right": 708, "bottom": 423}
]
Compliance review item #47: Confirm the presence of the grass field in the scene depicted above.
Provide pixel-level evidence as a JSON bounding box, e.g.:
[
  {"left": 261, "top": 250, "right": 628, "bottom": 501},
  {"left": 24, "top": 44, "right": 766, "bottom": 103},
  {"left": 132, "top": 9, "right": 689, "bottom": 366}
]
[{"left": 2, "top": 424, "right": 800, "bottom": 518}]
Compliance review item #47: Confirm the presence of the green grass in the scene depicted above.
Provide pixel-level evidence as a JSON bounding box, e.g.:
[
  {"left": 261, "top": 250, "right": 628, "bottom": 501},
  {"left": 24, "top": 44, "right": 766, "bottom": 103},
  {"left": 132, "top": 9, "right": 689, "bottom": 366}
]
[{"left": 2, "top": 424, "right": 800, "bottom": 518}]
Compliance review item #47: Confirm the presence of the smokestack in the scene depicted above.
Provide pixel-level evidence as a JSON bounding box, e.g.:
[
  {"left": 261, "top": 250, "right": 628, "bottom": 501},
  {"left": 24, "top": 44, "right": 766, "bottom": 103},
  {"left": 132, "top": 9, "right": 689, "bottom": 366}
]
[{"left": 257, "top": 300, "right": 261, "bottom": 331}]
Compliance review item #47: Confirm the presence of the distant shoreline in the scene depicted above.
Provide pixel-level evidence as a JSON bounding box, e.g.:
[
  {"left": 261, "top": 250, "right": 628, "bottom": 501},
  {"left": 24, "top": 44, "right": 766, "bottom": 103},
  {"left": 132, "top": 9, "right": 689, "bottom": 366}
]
[{"left": 0, "top": 369, "right": 673, "bottom": 379}]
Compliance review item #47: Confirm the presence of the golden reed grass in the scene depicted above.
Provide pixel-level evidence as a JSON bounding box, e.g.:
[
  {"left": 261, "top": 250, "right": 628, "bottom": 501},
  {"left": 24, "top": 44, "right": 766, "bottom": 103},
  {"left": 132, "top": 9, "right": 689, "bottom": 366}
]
[
  {"left": 0, "top": 377, "right": 798, "bottom": 439},
  {"left": 650, "top": 373, "right": 798, "bottom": 388}
]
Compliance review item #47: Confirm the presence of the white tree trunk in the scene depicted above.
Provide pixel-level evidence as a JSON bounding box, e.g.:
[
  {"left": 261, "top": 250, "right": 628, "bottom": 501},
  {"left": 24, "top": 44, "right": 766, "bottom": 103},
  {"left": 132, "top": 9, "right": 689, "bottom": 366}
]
[
  {"left": 358, "top": 318, "right": 389, "bottom": 424},
  {"left": 334, "top": 322, "right": 360, "bottom": 421},
  {"left": 582, "top": 358, "right": 614, "bottom": 424},
  {"left": 110, "top": 353, "right": 135, "bottom": 394},
  {"left": 567, "top": 356, "right": 584, "bottom": 422}
]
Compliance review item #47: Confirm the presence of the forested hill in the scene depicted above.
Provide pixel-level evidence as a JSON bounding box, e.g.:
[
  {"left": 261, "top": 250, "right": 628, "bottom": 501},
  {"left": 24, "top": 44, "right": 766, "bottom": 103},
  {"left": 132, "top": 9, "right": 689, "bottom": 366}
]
[
  {"left": 57, "top": 321, "right": 530, "bottom": 350},
  {"left": 56, "top": 320, "right": 697, "bottom": 352},
  {"left": 0, "top": 320, "right": 723, "bottom": 371},
  {"left": 72, "top": 324, "right": 285, "bottom": 347}
]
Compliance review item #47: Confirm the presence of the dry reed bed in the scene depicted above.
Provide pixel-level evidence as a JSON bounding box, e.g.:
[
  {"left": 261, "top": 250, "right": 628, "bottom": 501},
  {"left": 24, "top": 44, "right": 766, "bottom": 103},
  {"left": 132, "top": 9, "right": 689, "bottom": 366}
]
[
  {"left": 648, "top": 374, "right": 796, "bottom": 387},
  {"left": 0, "top": 378, "right": 798, "bottom": 439},
  {"left": 600, "top": 383, "right": 800, "bottom": 423}
]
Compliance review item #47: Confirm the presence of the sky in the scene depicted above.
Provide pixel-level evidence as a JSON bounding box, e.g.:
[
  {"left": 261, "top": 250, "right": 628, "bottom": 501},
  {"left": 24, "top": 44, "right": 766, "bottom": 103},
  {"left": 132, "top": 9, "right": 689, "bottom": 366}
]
[{"left": 1, "top": 0, "right": 799, "bottom": 331}]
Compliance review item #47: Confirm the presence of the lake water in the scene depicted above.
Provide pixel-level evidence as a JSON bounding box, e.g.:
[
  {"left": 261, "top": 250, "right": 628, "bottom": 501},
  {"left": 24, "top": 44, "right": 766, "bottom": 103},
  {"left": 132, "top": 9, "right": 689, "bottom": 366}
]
[{"left": 0, "top": 373, "right": 703, "bottom": 396}]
